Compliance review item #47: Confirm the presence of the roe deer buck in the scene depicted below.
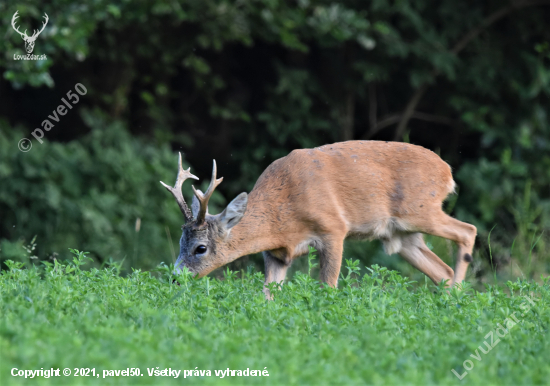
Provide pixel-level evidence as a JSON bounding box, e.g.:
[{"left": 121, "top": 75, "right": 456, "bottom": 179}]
[{"left": 161, "top": 141, "right": 476, "bottom": 296}]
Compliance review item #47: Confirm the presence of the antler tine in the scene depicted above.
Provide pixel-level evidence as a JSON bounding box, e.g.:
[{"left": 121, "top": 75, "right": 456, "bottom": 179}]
[
  {"left": 11, "top": 11, "right": 28, "bottom": 38},
  {"left": 32, "top": 13, "right": 48, "bottom": 38},
  {"left": 160, "top": 153, "right": 198, "bottom": 222},
  {"left": 192, "top": 160, "right": 224, "bottom": 225}
]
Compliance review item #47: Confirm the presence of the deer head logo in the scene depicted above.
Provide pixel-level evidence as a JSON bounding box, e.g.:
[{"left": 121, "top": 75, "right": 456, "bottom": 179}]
[{"left": 11, "top": 11, "right": 49, "bottom": 54}]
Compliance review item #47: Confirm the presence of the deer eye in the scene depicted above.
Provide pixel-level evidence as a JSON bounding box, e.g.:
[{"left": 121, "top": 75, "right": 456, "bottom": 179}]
[{"left": 195, "top": 245, "right": 207, "bottom": 255}]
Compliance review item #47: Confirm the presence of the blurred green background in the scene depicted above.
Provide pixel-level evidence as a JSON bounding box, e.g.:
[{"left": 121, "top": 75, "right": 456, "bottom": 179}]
[{"left": 1, "top": 0, "right": 549, "bottom": 285}]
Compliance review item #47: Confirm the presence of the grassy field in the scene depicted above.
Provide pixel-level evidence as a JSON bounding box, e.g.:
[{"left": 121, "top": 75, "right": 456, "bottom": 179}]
[{"left": 1, "top": 249, "right": 549, "bottom": 385}]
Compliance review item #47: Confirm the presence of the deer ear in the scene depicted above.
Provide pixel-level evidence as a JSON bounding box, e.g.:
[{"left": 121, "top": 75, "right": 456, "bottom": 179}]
[
  {"left": 191, "top": 190, "right": 203, "bottom": 218},
  {"left": 219, "top": 192, "right": 248, "bottom": 231}
]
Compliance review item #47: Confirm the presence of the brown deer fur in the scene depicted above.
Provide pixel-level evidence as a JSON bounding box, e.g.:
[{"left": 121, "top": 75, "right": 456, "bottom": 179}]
[{"left": 162, "top": 140, "right": 477, "bottom": 297}]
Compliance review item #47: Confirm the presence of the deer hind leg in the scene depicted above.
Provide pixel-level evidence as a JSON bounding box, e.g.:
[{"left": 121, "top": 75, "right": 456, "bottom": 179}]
[
  {"left": 263, "top": 251, "right": 291, "bottom": 299},
  {"left": 393, "top": 233, "right": 454, "bottom": 286},
  {"left": 408, "top": 210, "right": 477, "bottom": 287},
  {"left": 433, "top": 215, "right": 476, "bottom": 287},
  {"left": 318, "top": 235, "right": 346, "bottom": 288}
]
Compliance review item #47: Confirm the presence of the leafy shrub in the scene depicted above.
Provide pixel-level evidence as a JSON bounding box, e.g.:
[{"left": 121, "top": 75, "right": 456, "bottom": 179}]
[{"left": 0, "top": 111, "right": 225, "bottom": 272}]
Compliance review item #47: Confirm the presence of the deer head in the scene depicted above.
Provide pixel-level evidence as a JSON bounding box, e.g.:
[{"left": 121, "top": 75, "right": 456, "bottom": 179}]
[
  {"left": 11, "top": 11, "right": 49, "bottom": 54},
  {"left": 160, "top": 154, "right": 248, "bottom": 276}
]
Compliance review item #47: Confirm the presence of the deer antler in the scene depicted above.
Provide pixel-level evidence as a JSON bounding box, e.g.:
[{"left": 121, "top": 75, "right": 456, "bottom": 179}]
[
  {"left": 11, "top": 11, "right": 29, "bottom": 39},
  {"left": 160, "top": 153, "right": 198, "bottom": 223},
  {"left": 30, "top": 13, "right": 48, "bottom": 39},
  {"left": 192, "top": 160, "right": 223, "bottom": 226}
]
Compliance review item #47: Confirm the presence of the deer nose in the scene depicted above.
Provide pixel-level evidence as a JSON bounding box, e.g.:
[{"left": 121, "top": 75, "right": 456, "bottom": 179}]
[{"left": 172, "top": 257, "right": 188, "bottom": 275}]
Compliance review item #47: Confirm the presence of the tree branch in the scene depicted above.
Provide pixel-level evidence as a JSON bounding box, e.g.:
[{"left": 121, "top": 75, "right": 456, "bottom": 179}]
[
  {"left": 364, "top": 111, "right": 456, "bottom": 139},
  {"left": 392, "top": 0, "right": 550, "bottom": 141}
]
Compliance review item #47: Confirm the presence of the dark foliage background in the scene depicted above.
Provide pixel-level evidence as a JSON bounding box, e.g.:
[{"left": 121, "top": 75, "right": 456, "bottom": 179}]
[{"left": 1, "top": 0, "right": 549, "bottom": 282}]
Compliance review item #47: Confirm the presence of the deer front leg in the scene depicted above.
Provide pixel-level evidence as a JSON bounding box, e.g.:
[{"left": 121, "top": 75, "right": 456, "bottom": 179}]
[
  {"left": 318, "top": 235, "right": 345, "bottom": 287},
  {"left": 263, "top": 251, "right": 291, "bottom": 300}
]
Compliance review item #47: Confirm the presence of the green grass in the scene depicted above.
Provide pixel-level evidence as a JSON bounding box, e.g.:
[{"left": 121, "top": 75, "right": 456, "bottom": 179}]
[{"left": 1, "top": 250, "right": 549, "bottom": 385}]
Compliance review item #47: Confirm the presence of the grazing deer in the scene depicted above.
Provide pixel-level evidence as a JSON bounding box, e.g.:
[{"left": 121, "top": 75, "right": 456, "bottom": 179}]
[{"left": 161, "top": 141, "right": 476, "bottom": 297}]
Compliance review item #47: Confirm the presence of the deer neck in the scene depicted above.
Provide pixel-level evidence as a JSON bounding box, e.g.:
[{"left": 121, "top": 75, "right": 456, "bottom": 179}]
[{"left": 224, "top": 197, "right": 279, "bottom": 259}]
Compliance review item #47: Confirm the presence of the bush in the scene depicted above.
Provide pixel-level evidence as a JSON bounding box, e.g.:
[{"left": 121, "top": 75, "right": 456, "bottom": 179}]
[{"left": 0, "top": 110, "right": 224, "bottom": 272}]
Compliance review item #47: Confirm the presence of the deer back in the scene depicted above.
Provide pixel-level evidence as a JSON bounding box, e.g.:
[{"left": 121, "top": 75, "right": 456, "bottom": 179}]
[{"left": 246, "top": 141, "right": 455, "bottom": 241}]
